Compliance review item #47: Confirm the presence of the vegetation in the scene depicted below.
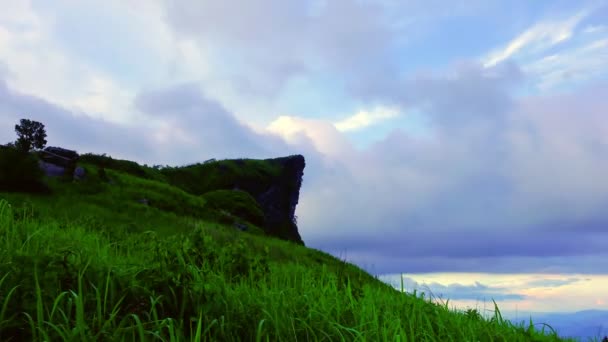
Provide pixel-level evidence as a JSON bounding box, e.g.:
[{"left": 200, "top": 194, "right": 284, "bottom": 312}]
[
  {"left": 201, "top": 189, "right": 265, "bottom": 227},
  {"left": 0, "top": 146, "right": 48, "bottom": 193},
  {"left": 159, "top": 158, "right": 282, "bottom": 196},
  {"left": 79, "top": 153, "right": 166, "bottom": 182}
]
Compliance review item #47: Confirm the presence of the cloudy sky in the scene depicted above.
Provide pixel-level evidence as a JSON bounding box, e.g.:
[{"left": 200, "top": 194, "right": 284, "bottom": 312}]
[{"left": 1, "top": 0, "right": 607, "bottom": 319}]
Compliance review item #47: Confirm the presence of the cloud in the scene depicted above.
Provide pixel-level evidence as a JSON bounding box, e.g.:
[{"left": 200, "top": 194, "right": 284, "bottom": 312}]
[
  {"left": 380, "top": 275, "right": 526, "bottom": 301},
  {"left": 267, "top": 115, "right": 357, "bottom": 160},
  {"left": 291, "top": 63, "right": 608, "bottom": 275},
  {"left": 0, "top": 0, "right": 137, "bottom": 123},
  {"left": 483, "top": 10, "right": 590, "bottom": 67},
  {"left": 133, "top": 83, "right": 305, "bottom": 164},
  {"left": 583, "top": 25, "right": 607, "bottom": 34},
  {"left": 160, "top": 0, "right": 399, "bottom": 98},
  {"left": 480, "top": 3, "right": 608, "bottom": 92},
  {"left": 0, "top": 79, "right": 154, "bottom": 161},
  {"left": 158, "top": 0, "right": 490, "bottom": 118},
  {"left": 525, "top": 278, "right": 582, "bottom": 288},
  {"left": 334, "top": 106, "right": 400, "bottom": 132},
  {"left": 525, "top": 38, "right": 608, "bottom": 90},
  {"left": 403, "top": 61, "right": 523, "bottom": 134}
]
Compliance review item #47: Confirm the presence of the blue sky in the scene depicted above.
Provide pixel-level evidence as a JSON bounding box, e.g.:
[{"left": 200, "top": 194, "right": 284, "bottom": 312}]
[{"left": 1, "top": 0, "right": 608, "bottom": 325}]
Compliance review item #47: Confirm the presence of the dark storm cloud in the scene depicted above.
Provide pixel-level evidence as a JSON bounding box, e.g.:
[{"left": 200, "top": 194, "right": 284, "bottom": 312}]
[
  {"left": 309, "top": 222, "right": 608, "bottom": 260},
  {"left": 340, "top": 252, "right": 608, "bottom": 276}
]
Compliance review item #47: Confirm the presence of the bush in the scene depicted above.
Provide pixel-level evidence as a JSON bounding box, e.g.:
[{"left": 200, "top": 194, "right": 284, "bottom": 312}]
[
  {"left": 201, "top": 189, "right": 265, "bottom": 226},
  {"left": 0, "top": 146, "right": 48, "bottom": 193}
]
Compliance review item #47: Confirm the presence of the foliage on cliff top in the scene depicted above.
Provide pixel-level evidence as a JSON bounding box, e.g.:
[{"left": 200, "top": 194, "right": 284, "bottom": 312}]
[{"left": 159, "top": 158, "right": 284, "bottom": 196}]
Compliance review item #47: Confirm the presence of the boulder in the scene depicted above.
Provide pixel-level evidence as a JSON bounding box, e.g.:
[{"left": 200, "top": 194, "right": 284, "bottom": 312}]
[
  {"left": 39, "top": 160, "right": 66, "bottom": 177},
  {"left": 73, "top": 166, "right": 86, "bottom": 180},
  {"left": 234, "top": 222, "right": 248, "bottom": 231},
  {"left": 40, "top": 146, "right": 79, "bottom": 168},
  {"left": 39, "top": 146, "right": 79, "bottom": 178}
]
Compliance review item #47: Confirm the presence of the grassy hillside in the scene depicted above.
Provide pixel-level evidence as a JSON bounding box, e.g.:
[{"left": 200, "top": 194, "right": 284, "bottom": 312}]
[{"left": 0, "top": 153, "right": 593, "bottom": 341}]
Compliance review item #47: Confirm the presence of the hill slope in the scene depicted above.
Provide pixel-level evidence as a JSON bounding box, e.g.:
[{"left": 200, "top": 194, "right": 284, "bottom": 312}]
[{"left": 0, "top": 151, "right": 586, "bottom": 341}]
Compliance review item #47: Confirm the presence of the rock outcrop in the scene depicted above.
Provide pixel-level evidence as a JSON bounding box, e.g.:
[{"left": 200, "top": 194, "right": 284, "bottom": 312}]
[
  {"left": 255, "top": 155, "right": 305, "bottom": 245},
  {"left": 161, "top": 154, "right": 306, "bottom": 245},
  {"left": 39, "top": 146, "right": 79, "bottom": 178}
]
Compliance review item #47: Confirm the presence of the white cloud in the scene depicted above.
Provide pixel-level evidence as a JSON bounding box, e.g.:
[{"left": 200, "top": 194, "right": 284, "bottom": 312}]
[
  {"left": 483, "top": 10, "right": 590, "bottom": 68},
  {"left": 0, "top": 0, "right": 136, "bottom": 124},
  {"left": 524, "top": 38, "right": 608, "bottom": 90},
  {"left": 334, "top": 106, "right": 400, "bottom": 132},
  {"left": 481, "top": 4, "right": 608, "bottom": 92},
  {"left": 267, "top": 115, "right": 355, "bottom": 159},
  {"left": 583, "top": 25, "right": 606, "bottom": 34},
  {"left": 378, "top": 272, "right": 608, "bottom": 314}
]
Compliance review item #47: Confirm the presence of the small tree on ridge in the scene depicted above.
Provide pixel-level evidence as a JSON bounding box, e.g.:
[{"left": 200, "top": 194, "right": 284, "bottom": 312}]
[{"left": 15, "top": 118, "right": 47, "bottom": 153}]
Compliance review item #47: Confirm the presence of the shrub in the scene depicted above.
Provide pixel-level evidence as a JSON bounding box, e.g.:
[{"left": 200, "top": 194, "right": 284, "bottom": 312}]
[
  {"left": 201, "top": 189, "right": 265, "bottom": 226},
  {"left": 0, "top": 146, "right": 48, "bottom": 193}
]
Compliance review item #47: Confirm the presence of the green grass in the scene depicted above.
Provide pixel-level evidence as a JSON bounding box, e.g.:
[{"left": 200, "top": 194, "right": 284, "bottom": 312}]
[{"left": 0, "top": 162, "right": 602, "bottom": 341}]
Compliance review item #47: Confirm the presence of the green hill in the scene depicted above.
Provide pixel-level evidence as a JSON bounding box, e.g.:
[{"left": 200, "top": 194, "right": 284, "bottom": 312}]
[{"left": 0, "top": 149, "right": 585, "bottom": 341}]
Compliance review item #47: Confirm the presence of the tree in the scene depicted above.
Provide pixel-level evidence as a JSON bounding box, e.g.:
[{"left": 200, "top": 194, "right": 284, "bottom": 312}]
[{"left": 14, "top": 119, "right": 47, "bottom": 153}]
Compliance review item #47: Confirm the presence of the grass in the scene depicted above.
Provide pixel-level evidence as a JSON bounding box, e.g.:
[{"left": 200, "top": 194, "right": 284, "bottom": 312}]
[{"left": 0, "top": 158, "right": 603, "bottom": 341}]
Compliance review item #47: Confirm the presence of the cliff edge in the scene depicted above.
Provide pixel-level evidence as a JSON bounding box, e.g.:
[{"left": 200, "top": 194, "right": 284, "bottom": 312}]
[{"left": 160, "top": 154, "right": 306, "bottom": 245}]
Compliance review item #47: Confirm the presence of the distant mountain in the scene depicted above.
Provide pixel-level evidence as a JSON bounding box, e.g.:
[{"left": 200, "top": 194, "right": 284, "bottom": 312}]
[{"left": 503, "top": 310, "right": 608, "bottom": 341}]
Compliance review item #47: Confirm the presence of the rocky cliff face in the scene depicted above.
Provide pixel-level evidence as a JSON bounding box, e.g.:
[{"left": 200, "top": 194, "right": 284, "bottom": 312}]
[
  {"left": 161, "top": 154, "right": 306, "bottom": 245},
  {"left": 255, "top": 155, "right": 305, "bottom": 245}
]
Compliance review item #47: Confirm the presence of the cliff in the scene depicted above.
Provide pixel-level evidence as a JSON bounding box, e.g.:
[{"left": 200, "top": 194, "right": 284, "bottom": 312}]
[{"left": 160, "top": 155, "right": 306, "bottom": 245}]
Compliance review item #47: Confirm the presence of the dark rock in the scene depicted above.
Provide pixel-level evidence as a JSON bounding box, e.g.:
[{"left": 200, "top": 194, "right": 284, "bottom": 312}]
[
  {"left": 39, "top": 146, "right": 79, "bottom": 178},
  {"left": 40, "top": 146, "right": 79, "bottom": 168},
  {"left": 257, "top": 154, "right": 305, "bottom": 245},
  {"left": 73, "top": 166, "right": 86, "bottom": 180},
  {"left": 39, "top": 161, "right": 66, "bottom": 177},
  {"left": 137, "top": 198, "right": 149, "bottom": 206},
  {"left": 219, "top": 155, "right": 305, "bottom": 245},
  {"left": 234, "top": 222, "right": 248, "bottom": 231}
]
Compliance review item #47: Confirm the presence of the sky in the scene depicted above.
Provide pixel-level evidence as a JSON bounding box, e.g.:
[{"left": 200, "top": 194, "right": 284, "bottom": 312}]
[{"left": 1, "top": 0, "right": 607, "bottom": 324}]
